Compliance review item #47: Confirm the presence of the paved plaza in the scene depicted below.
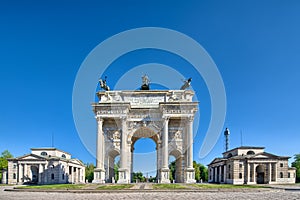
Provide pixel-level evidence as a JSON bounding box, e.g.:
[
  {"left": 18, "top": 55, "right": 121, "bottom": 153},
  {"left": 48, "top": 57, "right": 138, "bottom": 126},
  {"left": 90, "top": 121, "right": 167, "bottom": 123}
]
[{"left": 1, "top": 186, "right": 300, "bottom": 200}]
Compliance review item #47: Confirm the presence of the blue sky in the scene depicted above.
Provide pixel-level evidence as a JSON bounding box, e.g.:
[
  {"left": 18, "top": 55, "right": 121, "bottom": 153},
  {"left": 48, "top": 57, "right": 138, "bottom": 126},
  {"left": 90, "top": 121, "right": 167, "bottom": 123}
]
[{"left": 1, "top": 1, "right": 300, "bottom": 175}]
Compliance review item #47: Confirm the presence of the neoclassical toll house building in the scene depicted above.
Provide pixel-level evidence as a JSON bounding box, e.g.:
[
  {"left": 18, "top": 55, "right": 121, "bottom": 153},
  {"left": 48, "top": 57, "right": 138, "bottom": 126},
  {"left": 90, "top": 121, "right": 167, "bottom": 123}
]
[
  {"left": 208, "top": 146, "right": 296, "bottom": 184},
  {"left": 5, "top": 148, "right": 85, "bottom": 185},
  {"left": 92, "top": 90, "right": 198, "bottom": 184}
]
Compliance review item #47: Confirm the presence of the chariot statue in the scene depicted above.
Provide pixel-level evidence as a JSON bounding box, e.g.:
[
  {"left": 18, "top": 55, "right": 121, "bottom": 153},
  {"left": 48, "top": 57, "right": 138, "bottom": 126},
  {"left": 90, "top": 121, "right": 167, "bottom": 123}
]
[{"left": 140, "top": 74, "right": 150, "bottom": 90}]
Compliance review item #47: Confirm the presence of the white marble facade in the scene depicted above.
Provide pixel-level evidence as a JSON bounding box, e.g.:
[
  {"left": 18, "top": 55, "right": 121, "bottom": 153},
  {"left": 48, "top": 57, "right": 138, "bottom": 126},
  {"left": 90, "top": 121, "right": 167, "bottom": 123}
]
[
  {"left": 92, "top": 90, "right": 198, "bottom": 183},
  {"left": 6, "top": 148, "right": 85, "bottom": 185}
]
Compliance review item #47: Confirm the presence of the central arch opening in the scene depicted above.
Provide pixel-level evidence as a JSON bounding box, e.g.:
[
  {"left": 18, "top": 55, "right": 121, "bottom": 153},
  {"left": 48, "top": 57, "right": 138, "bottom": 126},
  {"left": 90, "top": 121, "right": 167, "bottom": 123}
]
[
  {"left": 132, "top": 138, "right": 157, "bottom": 182},
  {"left": 131, "top": 127, "right": 159, "bottom": 183}
]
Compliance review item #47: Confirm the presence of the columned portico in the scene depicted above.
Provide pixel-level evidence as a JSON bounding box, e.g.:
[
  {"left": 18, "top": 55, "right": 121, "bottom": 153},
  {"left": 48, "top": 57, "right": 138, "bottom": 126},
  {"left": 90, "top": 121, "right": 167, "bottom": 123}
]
[
  {"left": 93, "top": 90, "right": 198, "bottom": 183},
  {"left": 208, "top": 146, "right": 296, "bottom": 185}
]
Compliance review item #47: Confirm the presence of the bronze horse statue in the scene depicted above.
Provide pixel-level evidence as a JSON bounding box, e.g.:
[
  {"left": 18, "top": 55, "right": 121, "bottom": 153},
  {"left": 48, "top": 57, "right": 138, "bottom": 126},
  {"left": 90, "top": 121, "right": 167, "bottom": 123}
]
[
  {"left": 99, "top": 76, "right": 110, "bottom": 91},
  {"left": 180, "top": 78, "right": 192, "bottom": 90}
]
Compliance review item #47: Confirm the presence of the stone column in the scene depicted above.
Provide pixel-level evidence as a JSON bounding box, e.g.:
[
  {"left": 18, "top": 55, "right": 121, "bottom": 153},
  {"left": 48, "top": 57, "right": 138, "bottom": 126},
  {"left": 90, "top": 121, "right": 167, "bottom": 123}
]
[
  {"left": 156, "top": 143, "right": 161, "bottom": 183},
  {"left": 184, "top": 117, "right": 196, "bottom": 183},
  {"left": 162, "top": 116, "right": 169, "bottom": 169},
  {"left": 71, "top": 166, "right": 74, "bottom": 183},
  {"left": 269, "top": 163, "right": 272, "bottom": 183},
  {"left": 212, "top": 167, "right": 215, "bottom": 182},
  {"left": 18, "top": 164, "right": 23, "bottom": 183},
  {"left": 43, "top": 164, "right": 47, "bottom": 183},
  {"left": 78, "top": 168, "right": 81, "bottom": 182},
  {"left": 275, "top": 163, "right": 277, "bottom": 182},
  {"left": 224, "top": 165, "right": 227, "bottom": 183},
  {"left": 219, "top": 166, "right": 222, "bottom": 183},
  {"left": 214, "top": 167, "right": 218, "bottom": 182},
  {"left": 118, "top": 117, "right": 129, "bottom": 183},
  {"left": 93, "top": 117, "right": 106, "bottom": 183},
  {"left": 160, "top": 116, "right": 170, "bottom": 183},
  {"left": 253, "top": 164, "right": 257, "bottom": 183},
  {"left": 131, "top": 151, "right": 133, "bottom": 183},
  {"left": 24, "top": 164, "right": 27, "bottom": 181},
  {"left": 247, "top": 163, "right": 251, "bottom": 184},
  {"left": 38, "top": 164, "right": 43, "bottom": 184}
]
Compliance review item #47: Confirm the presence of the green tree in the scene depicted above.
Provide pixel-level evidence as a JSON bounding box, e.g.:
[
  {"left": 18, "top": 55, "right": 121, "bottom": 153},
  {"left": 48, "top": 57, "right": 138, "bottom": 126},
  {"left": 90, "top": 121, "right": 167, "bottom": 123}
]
[
  {"left": 114, "top": 163, "right": 119, "bottom": 182},
  {"left": 193, "top": 161, "right": 200, "bottom": 182},
  {"left": 192, "top": 161, "right": 208, "bottom": 182},
  {"left": 169, "top": 161, "right": 176, "bottom": 182},
  {"left": 292, "top": 154, "right": 300, "bottom": 183},
  {"left": 199, "top": 164, "right": 208, "bottom": 182},
  {"left": 148, "top": 175, "right": 156, "bottom": 183},
  {"left": 0, "top": 150, "right": 13, "bottom": 181},
  {"left": 132, "top": 172, "right": 145, "bottom": 182},
  {"left": 85, "top": 163, "right": 95, "bottom": 183}
]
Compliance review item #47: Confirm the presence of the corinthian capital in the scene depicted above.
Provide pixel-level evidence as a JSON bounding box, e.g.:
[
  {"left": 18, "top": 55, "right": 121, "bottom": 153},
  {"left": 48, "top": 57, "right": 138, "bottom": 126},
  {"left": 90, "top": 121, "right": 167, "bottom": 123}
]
[
  {"left": 162, "top": 116, "right": 170, "bottom": 122},
  {"left": 96, "top": 117, "right": 104, "bottom": 123},
  {"left": 187, "top": 116, "right": 194, "bottom": 122}
]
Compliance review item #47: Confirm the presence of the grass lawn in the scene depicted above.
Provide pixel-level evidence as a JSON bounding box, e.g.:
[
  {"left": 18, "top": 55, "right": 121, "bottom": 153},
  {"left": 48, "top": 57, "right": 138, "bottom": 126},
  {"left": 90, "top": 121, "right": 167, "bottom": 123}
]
[
  {"left": 191, "top": 184, "right": 267, "bottom": 189},
  {"left": 19, "top": 184, "right": 86, "bottom": 190},
  {"left": 96, "top": 184, "right": 133, "bottom": 190},
  {"left": 153, "top": 184, "right": 187, "bottom": 190}
]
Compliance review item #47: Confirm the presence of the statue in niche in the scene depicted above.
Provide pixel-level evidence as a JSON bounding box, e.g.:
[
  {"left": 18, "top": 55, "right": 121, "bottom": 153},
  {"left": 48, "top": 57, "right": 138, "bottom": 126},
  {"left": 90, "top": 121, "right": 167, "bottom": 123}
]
[
  {"left": 113, "top": 130, "right": 120, "bottom": 140},
  {"left": 174, "top": 130, "right": 182, "bottom": 139},
  {"left": 99, "top": 76, "right": 110, "bottom": 91},
  {"left": 140, "top": 74, "right": 150, "bottom": 90},
  {"left": 180, "top": 77, "right": 192, "bottom": 90}
]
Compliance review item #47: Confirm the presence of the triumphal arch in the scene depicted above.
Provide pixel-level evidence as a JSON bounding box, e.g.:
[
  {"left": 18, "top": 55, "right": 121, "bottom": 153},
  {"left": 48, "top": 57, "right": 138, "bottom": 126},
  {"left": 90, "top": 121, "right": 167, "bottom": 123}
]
[{"left": 92, "top": 87, "right": 198, "bottom": 183}]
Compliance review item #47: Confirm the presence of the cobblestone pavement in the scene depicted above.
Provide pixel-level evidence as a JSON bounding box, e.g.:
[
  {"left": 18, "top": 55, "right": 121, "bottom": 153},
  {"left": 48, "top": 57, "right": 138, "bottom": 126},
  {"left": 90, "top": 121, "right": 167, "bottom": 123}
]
[
  {"left": 1, "top": 187, "right": 300, "bottom": 200},
  {"left": 0, "top": 190, "right": 300, "bottom": 200}
]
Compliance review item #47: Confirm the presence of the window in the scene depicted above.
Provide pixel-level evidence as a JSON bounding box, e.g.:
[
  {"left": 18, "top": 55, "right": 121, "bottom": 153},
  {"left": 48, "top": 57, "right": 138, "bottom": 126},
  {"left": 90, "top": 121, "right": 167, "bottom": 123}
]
[
  {"left": 280, "top": 163, "right": 283, "bottom": 167},
  {"left": 41, "top": 151, "right": 48, "bottom": 156},
  {"left": 280, "top": 172, "right": 283, "bottom": 178},
  {"left": 13, "top": 164, "right": 17, "bottom": 169},
  {"left": 61, "top": 154, "right": 66, "bottom": 158},
  {"left": 228, "top": 173, "right": 231, "bottom": 179},
  {"left": 228, "top": 165, "right": 231, "bottom": 169},
  {"left": 51, "top": 173, "right": 54, "bottom": 180},
  {"left": 239, "top": 173, "right": 243, "bottom": 179},
  {"left": 288, "top": 173, "right": 291, "bottom": 178},
  {"left": 13, "top": 173, "right": 16, "bottom": 179},
  {"left": 227, "top": 153, "right": 233, "bottom": 158},
  {"left": 239, "top": 163, "right": 243, "bottom": 168},
  {"left": 247, "top": 151, "right": 255, "bottom": 155},
  {"left": 62, "top": 174, "right": 65, "bottom": 180}
]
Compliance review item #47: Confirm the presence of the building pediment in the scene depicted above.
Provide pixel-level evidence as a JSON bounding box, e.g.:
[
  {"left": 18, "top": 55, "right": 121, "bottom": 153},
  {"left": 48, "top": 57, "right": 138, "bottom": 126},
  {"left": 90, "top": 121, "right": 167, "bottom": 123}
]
[
  {"left": 14, "top": 154, "right": 46, "bottom": 161},
  {"left": 252, "top": 154, "right": 269, "bottom": 158},
  {"left": 70, "top": 159, "right": 85, "bottom": 167},
  {"left": 248, "top": 152, "right": 288, "bottom": 160}
]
